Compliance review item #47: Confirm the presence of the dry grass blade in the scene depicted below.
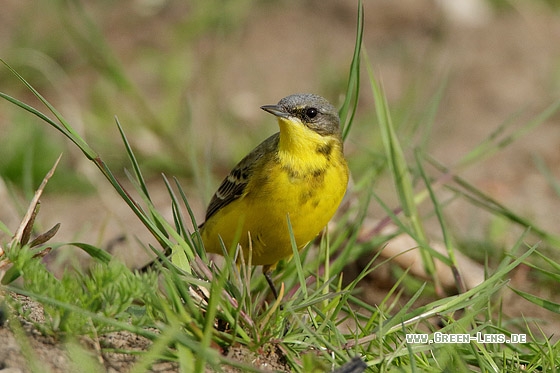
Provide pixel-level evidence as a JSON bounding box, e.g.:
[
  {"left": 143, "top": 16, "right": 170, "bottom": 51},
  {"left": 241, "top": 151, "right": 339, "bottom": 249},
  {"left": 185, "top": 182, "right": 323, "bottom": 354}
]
[
  {"left": 0, "top": 156, "right": 62, "bottom": 277},
  {"left": 20, "top": 202, "right": 39, "bottom": 246},
  {"left": 29, "top": 223, "right": 60, "bottom": 248},
  {"left": 11, "top": 155, "right": 62, "bottom": 247}
]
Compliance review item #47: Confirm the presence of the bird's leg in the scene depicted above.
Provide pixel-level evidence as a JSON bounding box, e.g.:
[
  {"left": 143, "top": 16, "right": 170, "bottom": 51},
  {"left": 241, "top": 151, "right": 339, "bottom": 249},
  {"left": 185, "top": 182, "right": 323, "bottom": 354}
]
[
  {"left": 262, "top": 265, "right": 279, "bottom": 299},
  {"left": 263, "top": 265, "right": 287, "bottom": 327}
]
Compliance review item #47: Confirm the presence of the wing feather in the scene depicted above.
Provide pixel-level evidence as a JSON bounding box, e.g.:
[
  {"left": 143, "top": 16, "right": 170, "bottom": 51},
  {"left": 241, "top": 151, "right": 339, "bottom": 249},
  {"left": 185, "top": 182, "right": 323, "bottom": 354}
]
[{"left": 203, "top": 133, "right": 279, "bottom": 223}]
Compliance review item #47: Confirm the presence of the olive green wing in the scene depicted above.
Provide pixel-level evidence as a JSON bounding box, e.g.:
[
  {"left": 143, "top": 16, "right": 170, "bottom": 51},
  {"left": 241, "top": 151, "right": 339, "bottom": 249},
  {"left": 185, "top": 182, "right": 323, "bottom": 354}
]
[{"left": 202, "top": 133, "right": 279, "bottom": 223}]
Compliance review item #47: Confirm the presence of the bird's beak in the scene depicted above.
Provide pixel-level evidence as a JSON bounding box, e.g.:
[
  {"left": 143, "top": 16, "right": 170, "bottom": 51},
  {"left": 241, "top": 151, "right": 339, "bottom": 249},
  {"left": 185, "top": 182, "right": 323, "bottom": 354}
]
[{"left": 260, "top": 104, "right": 290, "bottom": 119}]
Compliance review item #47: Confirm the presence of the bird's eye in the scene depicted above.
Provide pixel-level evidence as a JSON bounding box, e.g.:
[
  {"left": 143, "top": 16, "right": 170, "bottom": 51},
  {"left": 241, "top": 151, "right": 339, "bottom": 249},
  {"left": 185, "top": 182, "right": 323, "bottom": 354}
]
[{"left": 305, "top": 107, "right": 318, "bottom": 119}]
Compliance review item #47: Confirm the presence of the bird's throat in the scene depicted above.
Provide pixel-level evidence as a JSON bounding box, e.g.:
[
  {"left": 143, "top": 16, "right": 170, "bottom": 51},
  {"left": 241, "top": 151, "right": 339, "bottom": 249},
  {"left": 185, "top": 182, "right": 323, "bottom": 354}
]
[{"left": 277, "top": 118, "right": 337, "bottom": 173}]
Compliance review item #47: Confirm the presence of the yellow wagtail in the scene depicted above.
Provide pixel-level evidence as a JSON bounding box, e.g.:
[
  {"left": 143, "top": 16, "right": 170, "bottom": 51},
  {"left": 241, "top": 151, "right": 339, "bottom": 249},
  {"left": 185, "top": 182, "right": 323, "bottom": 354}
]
[{"left": 199, "top": 93, "right": 349, "bottom": 297}]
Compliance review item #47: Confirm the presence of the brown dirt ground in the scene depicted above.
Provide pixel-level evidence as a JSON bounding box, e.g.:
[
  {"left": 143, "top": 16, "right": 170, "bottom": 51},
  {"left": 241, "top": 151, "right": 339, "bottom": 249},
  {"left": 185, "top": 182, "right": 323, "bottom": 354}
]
[{"left": 1, "top": 1, "right": 560, "bottom": 371}]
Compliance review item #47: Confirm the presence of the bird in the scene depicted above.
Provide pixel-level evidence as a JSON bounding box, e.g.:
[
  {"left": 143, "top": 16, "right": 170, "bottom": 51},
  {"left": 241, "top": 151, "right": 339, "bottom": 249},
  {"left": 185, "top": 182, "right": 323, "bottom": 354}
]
[{"left": 198, "top": 93, "right": 349, "bottom": 297}]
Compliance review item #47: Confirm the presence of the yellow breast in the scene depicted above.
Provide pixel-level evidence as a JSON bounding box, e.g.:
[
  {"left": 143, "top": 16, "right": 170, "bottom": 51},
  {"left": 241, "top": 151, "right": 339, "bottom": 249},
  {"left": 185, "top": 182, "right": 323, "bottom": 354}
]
[{"left": 201, "top": 117, "right": 349, "bottom": 267}]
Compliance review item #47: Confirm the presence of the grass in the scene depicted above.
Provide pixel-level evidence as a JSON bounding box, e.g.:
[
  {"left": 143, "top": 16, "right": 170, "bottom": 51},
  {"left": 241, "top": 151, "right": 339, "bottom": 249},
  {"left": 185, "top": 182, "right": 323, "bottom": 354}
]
[{"left": 1, "top": 1, "right": 560, "bottom": 372}]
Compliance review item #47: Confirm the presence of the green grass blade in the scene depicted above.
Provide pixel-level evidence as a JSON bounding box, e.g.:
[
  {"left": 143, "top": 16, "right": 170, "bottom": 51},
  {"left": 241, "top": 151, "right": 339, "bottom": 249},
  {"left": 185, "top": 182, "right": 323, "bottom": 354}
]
[
  {"left": 161, "top": 175, "right": 190, "bottom": 241},
  {"left": 442, "top": 169, "right": 560, "bottom": 248},
  {"left": 533, "top": 154, "right": 560, "bottom": 198},
  {"left": 115, "top": 116, "right": 151, "bottom": 201},
  {"left": 458, "top": 100, "right": 560, "bottom": 169},
  {"left": 288, "top": 215, "right": 308, "bottom": 299},
  {"left": 366, "top": 61, "right": 413, "bottom": 220},
  {"left": 0, "top": 59, "right": 181, "bottom": 254},
  {"left": 365, "top": 55, "right": 438, "bottom": 286},
  {"left": 415, "top": 149, "right": 464, "bottom": 292},
  {"left": 195, "top": 250, "right": 232, "bottom": 372},
  {"left": 173, "top": 177, "right": 206, "bottom": 259},
  {"left": 339, "top": 0, "right": 363, "bottom": 140},
  {"left": 533, "top": 250, "right": 560, "bottom": 274},
  {"left": 69, "top": 242, "right": 112, "bottom": 264},
  {"left": 0, "top": 59, "right": 97, "bottom": 159},
  {"left": 416, "top": 77, "right": 448, "bottom": 152},
  {"left": 370, "top": 191, "right": 451, "bottom": 265},
  {"left": 509, "top": 288, "right": 560, "bottom": 314},
  {"left": 1, "top": 265, "right": 23, "bottom": 285}
]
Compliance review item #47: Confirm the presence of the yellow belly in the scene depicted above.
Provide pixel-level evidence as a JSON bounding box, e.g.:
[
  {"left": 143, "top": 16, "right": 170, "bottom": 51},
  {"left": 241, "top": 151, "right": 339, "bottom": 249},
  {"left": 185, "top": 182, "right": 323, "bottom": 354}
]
[{"left": 201, "top": 156, "right": 348, "bottom": 266}]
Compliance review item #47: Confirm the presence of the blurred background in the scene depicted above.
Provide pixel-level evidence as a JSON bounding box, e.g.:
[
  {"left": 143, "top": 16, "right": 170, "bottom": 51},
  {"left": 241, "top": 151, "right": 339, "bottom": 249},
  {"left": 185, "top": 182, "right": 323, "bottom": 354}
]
[{"left": 1, "top": 0, "right": 559, "bottom": 317}]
